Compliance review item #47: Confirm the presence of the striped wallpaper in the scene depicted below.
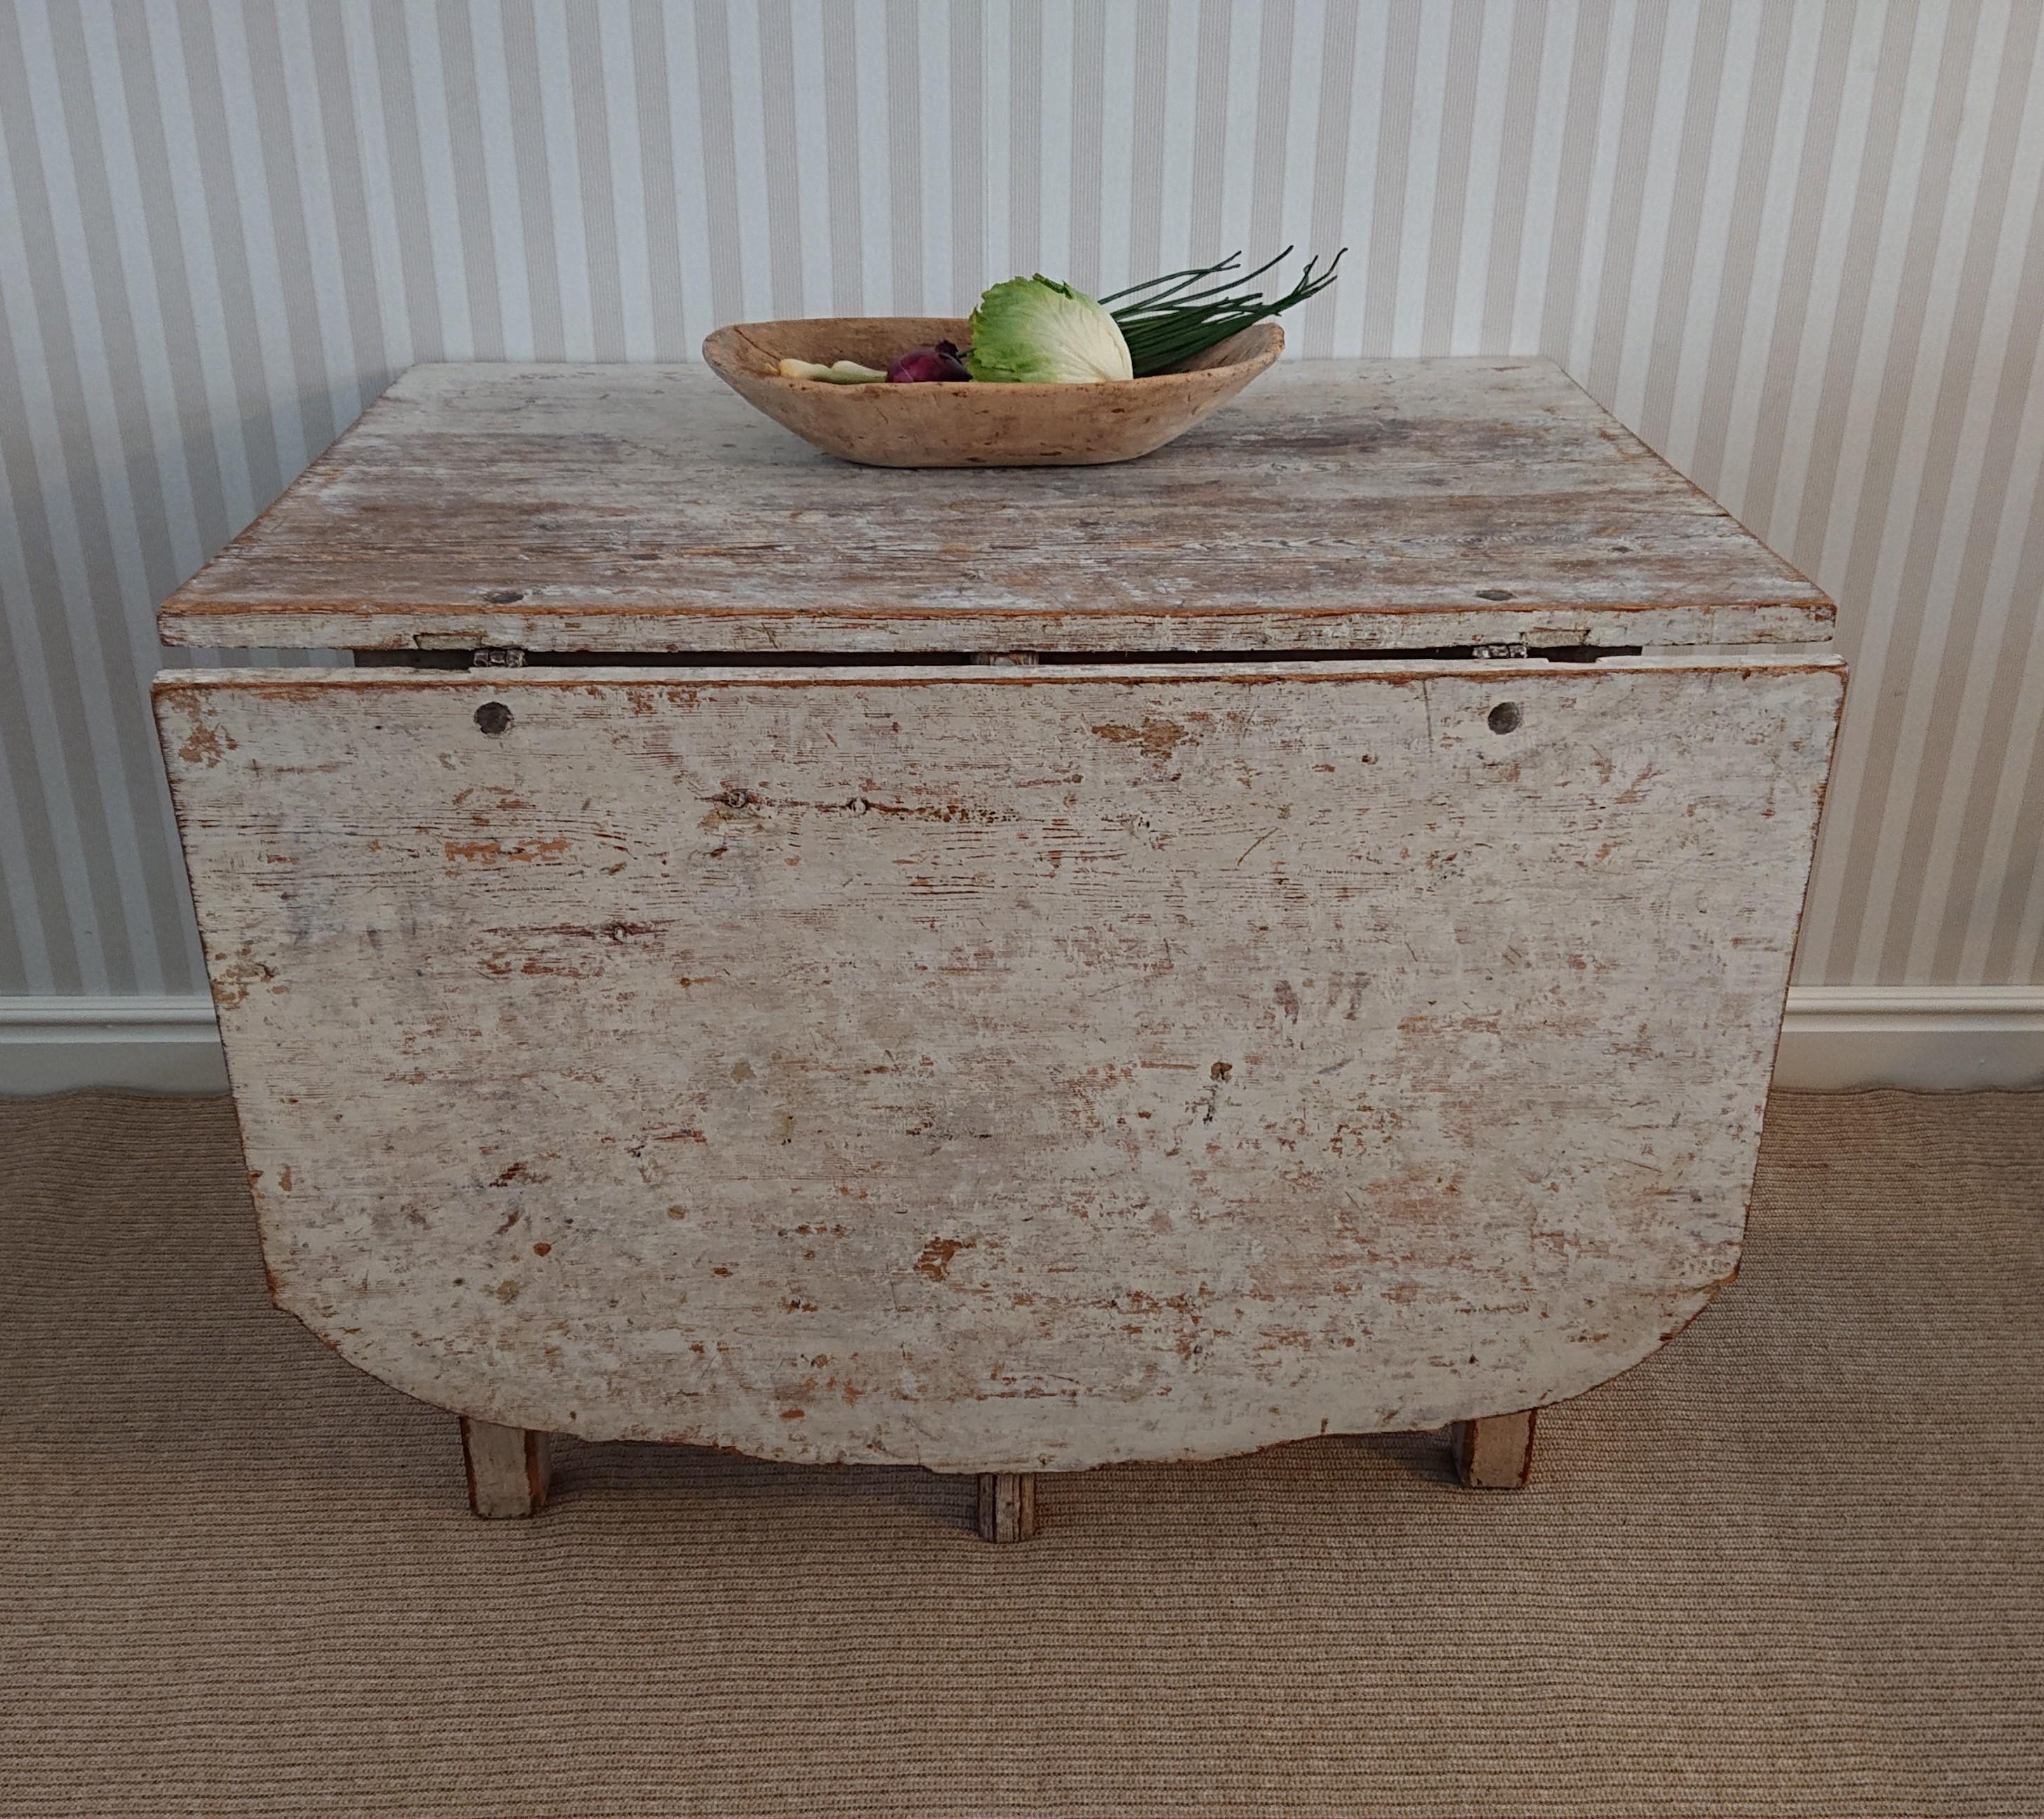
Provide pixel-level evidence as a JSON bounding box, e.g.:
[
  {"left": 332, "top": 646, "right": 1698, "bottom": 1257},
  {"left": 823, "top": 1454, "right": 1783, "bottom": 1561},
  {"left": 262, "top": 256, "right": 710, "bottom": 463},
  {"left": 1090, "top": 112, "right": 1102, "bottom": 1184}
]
[{"left": 1, "top": 0, "right": 2042, "bottom": 998}]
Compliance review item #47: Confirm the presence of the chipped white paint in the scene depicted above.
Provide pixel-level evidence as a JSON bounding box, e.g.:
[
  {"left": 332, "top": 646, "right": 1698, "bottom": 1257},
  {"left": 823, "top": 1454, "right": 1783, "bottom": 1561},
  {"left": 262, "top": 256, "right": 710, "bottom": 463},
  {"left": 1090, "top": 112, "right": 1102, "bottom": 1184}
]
[
  {"left": 159, "top": 359, "right": 1833, "bottom": 655},
  {"left": 152, "top": 359, "right": 1843, "bottom": 1476},
  {"left": 155, "top": 658, "right": 1841, "bottom": 1473}
]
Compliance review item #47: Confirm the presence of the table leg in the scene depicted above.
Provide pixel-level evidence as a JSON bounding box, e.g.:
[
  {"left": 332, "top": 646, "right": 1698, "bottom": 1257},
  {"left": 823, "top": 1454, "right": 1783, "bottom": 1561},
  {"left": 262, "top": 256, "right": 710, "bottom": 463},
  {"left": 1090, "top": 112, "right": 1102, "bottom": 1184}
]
[
  {"left": 461, "top": 1416, "right": 552, "bottom": 1518},
  {"left": 976, "top": 1472, "right": 1039, "bottom": 1543},
  {"left": 1452, "top": 1410, "right": 1538, "bottom": 1488}
]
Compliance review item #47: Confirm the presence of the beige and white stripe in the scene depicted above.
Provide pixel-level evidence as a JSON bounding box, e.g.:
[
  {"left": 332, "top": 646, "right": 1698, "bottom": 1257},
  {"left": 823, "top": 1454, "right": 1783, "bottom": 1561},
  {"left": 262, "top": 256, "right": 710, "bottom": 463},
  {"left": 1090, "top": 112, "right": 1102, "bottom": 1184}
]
[{"left": 1, "top": 0, "right": 2041, "bottom": 997}]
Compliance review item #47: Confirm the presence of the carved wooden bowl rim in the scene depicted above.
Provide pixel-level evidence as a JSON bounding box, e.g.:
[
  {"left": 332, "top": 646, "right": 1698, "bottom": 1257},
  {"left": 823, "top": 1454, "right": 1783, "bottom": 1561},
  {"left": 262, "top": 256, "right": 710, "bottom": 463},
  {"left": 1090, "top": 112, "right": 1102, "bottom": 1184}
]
[{"left": 700, "top": 315, "right": 1284, "bottom": 468}]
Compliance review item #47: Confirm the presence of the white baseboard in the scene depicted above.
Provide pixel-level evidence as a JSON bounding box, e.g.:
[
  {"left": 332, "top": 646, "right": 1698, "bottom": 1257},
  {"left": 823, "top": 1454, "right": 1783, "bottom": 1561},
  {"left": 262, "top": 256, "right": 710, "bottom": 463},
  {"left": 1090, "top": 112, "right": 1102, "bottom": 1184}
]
[
  {"left": 2, "top": 987, "right": 2040, "bottom": 1097},
  {"left": 1774, "top": 985, "right": 2044, "bottom": 1091},
  {"left": 0, "top": 995, "right": 228, "bottom": 1094}
]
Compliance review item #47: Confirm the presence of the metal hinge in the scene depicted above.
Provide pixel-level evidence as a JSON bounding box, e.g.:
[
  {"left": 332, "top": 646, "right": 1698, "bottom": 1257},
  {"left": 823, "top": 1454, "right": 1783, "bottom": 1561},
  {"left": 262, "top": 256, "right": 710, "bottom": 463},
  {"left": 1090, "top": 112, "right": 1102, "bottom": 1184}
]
[
  {"left": 1468, "top": 641, "right": 1529, "bottom": 660},
  {"left": 471, "top": 646, "right": 527, "bottom": 669}
]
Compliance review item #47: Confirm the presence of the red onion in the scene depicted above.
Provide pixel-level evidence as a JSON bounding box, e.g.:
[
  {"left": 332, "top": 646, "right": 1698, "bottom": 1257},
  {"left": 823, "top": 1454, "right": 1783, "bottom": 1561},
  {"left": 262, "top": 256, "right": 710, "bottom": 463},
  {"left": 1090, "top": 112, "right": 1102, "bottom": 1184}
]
[{"left": 887, "top": 340, "right": 971, "bottom": 383}]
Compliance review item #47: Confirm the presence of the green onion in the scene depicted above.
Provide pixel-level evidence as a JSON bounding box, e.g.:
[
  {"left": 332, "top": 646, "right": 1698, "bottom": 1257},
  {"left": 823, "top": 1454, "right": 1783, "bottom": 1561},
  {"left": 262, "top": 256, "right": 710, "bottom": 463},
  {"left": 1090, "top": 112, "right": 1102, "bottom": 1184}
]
[{"left": 1107, "top": 246, "right": 1346, "bottom": 377}]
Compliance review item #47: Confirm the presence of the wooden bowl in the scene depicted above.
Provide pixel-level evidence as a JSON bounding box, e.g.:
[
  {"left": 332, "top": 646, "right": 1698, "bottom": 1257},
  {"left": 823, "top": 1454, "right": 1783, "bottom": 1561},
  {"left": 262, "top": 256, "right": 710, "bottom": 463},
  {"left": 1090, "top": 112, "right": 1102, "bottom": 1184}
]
[{"left": 701, "top": 316, "right": 1283, "bottom": 468}]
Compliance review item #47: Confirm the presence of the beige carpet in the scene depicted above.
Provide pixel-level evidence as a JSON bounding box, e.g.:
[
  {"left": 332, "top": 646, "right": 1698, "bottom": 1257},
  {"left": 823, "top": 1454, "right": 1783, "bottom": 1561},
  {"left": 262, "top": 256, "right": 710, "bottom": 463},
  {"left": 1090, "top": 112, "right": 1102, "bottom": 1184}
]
[{"left": 1, "top": 1091, "right": 2039, "bottom": 1817}]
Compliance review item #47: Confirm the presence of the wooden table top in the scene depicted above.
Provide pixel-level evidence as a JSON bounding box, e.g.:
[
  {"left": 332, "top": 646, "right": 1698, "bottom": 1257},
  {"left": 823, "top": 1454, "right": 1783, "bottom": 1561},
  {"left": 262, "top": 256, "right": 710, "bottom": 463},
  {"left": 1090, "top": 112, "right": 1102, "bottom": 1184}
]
[{"left": 161, "top": 356, "right": 1831, "bottom": 655}]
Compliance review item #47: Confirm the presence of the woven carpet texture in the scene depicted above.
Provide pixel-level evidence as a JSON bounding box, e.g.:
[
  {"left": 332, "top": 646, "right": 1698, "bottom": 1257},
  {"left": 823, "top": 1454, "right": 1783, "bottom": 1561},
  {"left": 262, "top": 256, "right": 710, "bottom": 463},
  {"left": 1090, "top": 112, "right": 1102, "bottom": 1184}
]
[{"left": 2, "top": 1090, "right": 2039, "bottom": 1816}]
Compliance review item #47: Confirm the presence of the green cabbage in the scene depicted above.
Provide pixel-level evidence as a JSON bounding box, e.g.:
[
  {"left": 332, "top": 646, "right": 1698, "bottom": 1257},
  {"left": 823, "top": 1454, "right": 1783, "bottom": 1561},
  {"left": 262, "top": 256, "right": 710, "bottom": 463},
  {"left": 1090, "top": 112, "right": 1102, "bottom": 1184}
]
[{"left": 964, "top": 276, "right": 1133, "bottom": 384}]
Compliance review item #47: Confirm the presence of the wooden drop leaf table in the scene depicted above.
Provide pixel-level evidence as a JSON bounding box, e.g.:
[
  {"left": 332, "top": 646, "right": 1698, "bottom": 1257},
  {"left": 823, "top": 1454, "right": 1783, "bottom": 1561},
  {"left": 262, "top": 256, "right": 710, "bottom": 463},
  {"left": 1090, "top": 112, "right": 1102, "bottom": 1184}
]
[{"left": 154, "top": 359, "right": 1842, "bottom": 1541}]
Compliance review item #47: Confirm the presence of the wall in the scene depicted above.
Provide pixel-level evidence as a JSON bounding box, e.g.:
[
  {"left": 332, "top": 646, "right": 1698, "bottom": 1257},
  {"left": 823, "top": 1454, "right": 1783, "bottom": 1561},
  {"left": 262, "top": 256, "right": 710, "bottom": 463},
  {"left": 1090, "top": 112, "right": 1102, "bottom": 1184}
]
[{"left": 1, "top": 1, "right": 2042, "bottom": 1048}]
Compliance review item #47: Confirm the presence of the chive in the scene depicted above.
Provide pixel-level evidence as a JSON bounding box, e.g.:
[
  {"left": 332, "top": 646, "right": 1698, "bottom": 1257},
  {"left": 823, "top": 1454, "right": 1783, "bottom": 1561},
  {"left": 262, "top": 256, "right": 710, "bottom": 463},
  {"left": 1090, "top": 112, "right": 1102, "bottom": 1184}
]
[
  {"left": 1113, "top": 247, "right": 1296, "bottom": 320},
  {"left": 1095, "top": 253, "right": 1241, "bottom": 307},
  {"left": 1110, "top": 247, "right": 1346, "bottom": 377}
]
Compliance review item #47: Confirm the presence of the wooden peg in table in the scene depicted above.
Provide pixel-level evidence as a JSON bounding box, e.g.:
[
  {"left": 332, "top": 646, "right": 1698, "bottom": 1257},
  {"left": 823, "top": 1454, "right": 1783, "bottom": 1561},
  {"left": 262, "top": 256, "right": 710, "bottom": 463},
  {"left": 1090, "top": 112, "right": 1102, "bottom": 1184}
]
[
  {"left": 1452, "top": 1410, "right": 1538, "bottom": 1488},
  {"left": 461, "top": 1416, "right": 552, "bottom": 1518},
  {"left": 976, "top": 1472, "right": 1038, "bottom": 1543}
]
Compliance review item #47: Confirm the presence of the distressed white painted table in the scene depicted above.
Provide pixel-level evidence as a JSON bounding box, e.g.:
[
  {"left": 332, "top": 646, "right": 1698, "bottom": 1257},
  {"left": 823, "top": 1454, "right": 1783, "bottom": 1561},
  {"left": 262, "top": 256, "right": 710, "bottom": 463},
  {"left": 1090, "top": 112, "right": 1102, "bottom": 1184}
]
[{"left": 155, "top": 359, "right": 1842, "bottom": 1540}]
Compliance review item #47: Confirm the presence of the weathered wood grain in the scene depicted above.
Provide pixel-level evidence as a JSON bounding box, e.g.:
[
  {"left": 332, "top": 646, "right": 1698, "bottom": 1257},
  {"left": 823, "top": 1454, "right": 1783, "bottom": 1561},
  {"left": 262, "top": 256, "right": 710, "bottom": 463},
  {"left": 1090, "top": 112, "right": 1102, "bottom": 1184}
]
[
  {"left": 159, "top": 359, "right": 1831, "bottom": 653},
  {"left": 154, "top": 658, "right": 1840, "bottom": 1474},
  {"left": 976, "top": 1473, "right": 1039, "bottom": 1543},
  {"left": 1453, "top": 1412, "right": 1538, "bottom": 1488}
]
